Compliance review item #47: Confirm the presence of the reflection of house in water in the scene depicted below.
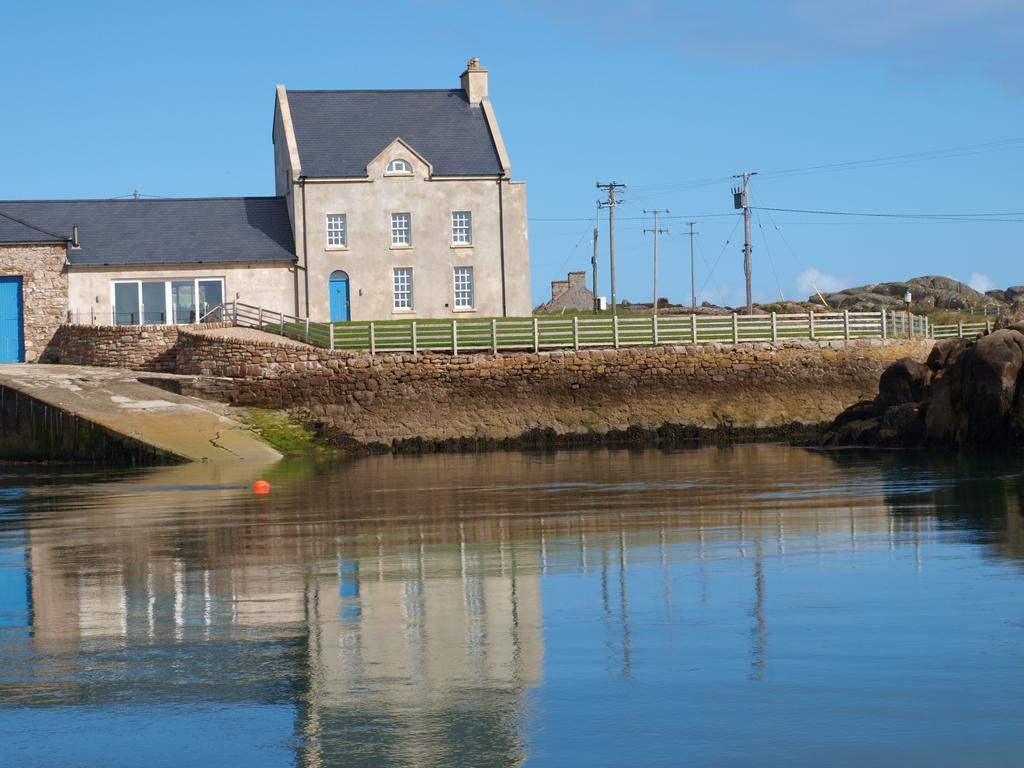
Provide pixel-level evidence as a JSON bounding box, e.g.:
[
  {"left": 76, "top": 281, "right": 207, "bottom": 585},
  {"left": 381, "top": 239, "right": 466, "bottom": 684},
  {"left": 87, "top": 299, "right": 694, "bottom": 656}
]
[
  {"left": 10, "top": 445, "right": 1024, "bottom": 764},
  {"left": 22, "top": 510, "right": 544, "bottom": 766}
]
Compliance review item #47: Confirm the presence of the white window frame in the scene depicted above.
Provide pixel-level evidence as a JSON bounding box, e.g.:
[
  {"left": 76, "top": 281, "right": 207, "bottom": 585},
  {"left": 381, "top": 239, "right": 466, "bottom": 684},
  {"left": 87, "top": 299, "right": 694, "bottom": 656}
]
[
  {"left": 326, "top": 213, "right": 347, "bottom": 248},
  {"left": 110, "top": 277, "right": 225, "bottom": 326},
  {"left": 453, "top": 266, "right": 474, "bottom": 310},
  {"left": 393, "top": 267, "right": 413, "bottom": 311},
  {"left": 391, "top": 212, "right": 412, "bottom": 247},
  {"left": 451, "top": 211, "right": 472, "bottom": 246},
  {"left": 386, "top": 159, "right": 412, "bottom": 175}
]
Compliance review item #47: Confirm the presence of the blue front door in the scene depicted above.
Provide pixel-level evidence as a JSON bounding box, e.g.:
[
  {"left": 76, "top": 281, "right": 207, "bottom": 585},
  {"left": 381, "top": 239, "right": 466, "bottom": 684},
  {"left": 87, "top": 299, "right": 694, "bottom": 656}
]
[
  {"left": 329, "top": 272, "right": 350, "bottom": 322},
  {"left": 0, "top": 277, "right": 23, "bottom": 363}
]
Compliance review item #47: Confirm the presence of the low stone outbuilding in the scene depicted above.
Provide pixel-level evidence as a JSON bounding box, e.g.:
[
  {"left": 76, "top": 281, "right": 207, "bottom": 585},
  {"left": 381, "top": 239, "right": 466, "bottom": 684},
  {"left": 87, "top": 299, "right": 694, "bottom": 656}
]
[
  {"left": 535, "top": 271, "right": 594, "bottom": 314},
  {"left": 0, "top": 241, "right": 68, "bottom": 362}
]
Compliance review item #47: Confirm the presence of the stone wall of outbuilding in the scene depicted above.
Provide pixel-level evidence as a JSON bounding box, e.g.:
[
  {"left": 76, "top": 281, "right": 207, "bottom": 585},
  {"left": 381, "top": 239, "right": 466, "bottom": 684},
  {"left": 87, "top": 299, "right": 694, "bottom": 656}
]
[{"left": 0, "top": 244, "right": 68, "bottom": 362}]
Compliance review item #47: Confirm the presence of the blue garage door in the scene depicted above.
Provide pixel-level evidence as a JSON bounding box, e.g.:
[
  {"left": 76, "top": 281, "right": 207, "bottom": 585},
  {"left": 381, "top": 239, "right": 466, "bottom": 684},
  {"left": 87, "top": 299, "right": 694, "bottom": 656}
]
[{"left": 0, "top": 277, "right": 23, "bottom": 363}]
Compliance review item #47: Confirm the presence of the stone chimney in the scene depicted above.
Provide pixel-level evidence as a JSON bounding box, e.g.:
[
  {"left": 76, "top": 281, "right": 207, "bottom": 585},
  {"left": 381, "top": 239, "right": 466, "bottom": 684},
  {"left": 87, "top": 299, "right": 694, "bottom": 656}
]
[
  {"left": 568, "top": 272, "right": 587, "bottom": 290},
  {"left": 460, "top": 57, "right": 488, "bottom": 104},
  {"left": 550, "top": 280, "right": 569, "bottom": 301}
]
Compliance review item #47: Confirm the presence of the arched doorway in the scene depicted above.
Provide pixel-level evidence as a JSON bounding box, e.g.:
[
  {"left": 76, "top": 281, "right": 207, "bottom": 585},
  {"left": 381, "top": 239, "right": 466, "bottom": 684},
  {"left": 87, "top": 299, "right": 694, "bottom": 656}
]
[{"left": 329, "top": 271, "right": 350, "bottom": 322}]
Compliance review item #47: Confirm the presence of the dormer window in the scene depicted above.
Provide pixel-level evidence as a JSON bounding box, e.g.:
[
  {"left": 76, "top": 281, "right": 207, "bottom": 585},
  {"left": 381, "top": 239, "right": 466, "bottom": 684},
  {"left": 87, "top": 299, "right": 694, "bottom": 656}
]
[{"left": 386, "top": 159, "right": 412, "bottom": 175}]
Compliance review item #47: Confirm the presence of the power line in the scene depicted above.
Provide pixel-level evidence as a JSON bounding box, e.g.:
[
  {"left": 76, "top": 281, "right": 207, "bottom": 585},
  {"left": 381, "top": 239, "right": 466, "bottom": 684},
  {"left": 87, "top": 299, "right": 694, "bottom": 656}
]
[
  {"left": 572, "top": 137, "right": 1024, "bottom": 206},
  {"left": 760, "top": 208, "right": 808, "bottom": 274},
  {"left": 0, "top": 209, "right": 66, "bottom": 241},
  {"left": 754, "top": 208, "right": 783, "bottom": 302},
  {"left": 699, "top": 216, "right": 742, "bottom": 298},
  {"left": 757, "top": 137, "right": 1024, "bottom": 180},
  {"left": 752, "top": 205, "right": 1024, "bottom": 222},
  {"left": 529, "top": 212, "right": 736, "bottom": 222}
]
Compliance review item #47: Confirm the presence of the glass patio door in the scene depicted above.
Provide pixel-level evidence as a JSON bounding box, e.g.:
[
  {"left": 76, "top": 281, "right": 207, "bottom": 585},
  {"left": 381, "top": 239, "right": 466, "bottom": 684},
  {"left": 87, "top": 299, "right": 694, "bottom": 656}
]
[
  {"left": 198, "top": 279, "right": 224, "bottom": 322},
  {"left": 113, "top": 282, "right": 140, "bottom": 325},
  {"left": 141, "top": 282, "right": 167, "bottom": 325},
  {"left": 171, "top": 281, "right": 195, "bottom": 324}
]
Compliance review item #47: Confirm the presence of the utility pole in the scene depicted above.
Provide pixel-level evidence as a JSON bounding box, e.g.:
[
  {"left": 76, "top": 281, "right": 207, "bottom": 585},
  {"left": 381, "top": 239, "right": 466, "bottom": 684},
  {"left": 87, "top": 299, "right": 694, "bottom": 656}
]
[
  {"left": 643, "top": 209, "right": 669, "bottom": 316},
  {"left": 732, "top": 171, "right": 757, "bottom": 315},
  {"left": 591, "top": 220, "right": 600, "bottom": 313},
  {"left": 686, "top": 222, "right": 699, "bottom": 310},
  {"left": 597, "top": 180, "right": 626, "bottom": 316}
]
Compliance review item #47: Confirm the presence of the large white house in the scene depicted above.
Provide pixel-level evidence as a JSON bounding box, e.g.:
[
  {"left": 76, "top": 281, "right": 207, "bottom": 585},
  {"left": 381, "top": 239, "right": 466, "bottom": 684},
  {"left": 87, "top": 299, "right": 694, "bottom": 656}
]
[{"left": 0, "top": 59, "right": 530, "bottom": 362}]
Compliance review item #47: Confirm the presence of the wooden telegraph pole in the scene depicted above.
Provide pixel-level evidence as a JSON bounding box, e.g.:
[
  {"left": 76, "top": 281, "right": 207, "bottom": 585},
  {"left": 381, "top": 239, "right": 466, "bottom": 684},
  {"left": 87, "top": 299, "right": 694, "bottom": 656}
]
[
  {"left": 687, "top": 221, "right": 699, "bottom": 310},
  {"left": 644, "top": 209, "right": 669, "bottom": 316},
  {"left": 732, "top": 172, "right": 757, "bottom": 315},
  {"left": 597, "top": 180, "right": 626, "bottom": 316}
]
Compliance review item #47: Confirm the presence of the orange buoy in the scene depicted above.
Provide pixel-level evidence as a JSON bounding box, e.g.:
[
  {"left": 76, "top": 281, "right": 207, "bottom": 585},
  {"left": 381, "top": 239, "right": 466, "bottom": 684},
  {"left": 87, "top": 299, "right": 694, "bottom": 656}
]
[{"left": 252, "top": 480, "right": 271, "bottom": 494}]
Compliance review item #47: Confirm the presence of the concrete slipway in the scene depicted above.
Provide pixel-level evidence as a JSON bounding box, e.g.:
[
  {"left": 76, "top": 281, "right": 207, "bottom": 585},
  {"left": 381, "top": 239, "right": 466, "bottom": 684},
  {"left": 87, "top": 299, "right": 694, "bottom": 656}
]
[{"left": 0, "top": 365, "right": 281, "bottom": 464}]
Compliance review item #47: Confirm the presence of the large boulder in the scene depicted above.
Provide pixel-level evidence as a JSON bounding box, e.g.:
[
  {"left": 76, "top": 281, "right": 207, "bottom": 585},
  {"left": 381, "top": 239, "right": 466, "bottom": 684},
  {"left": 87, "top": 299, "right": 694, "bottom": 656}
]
[
  {"left": 947, "top": 329, "right": 1024, "bottom": 446},
  {"left": 878, "top": 402, "right": 926, "bottom": 447},
  {"left": 994, "top": 300, "right": 1024, "bottom": 333},
  {"left": 926, "top": 338, "right": 969, "bottom": 374},
  {"left": 878, "top": 357, "right": 932, "bottom": 406},
  {"left": 924, "top": 372, "right": 956, "bottom": 444}
]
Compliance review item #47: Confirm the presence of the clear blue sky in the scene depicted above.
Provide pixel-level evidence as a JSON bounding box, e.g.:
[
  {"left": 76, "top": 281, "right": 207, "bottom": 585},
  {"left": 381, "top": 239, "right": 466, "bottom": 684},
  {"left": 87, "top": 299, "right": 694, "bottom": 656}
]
[{"left": 3, "top": 0, "right": 1022, "bottom": 307}]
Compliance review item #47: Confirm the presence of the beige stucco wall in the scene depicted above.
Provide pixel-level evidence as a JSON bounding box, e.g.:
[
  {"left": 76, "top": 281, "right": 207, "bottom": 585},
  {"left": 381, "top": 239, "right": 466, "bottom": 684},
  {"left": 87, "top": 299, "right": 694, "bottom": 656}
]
[
  {"left": 68, "top": 262, "right": 297, "bottom": 323},
  {"left": 273, "top": 83, "right": 531, "bottom": 323},
  {"left": 290, "top": 141, "right": 531, "bottom": 322}
]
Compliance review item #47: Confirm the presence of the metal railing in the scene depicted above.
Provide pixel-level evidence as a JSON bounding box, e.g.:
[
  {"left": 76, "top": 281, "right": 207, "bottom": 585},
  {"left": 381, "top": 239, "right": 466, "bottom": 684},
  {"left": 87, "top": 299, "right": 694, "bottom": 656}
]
[
  {"left": 66, "top": 305, "right": 226, "bottom": 327},
  {"left": 213, "top": 302, "right": 956, "bottom": 355}
]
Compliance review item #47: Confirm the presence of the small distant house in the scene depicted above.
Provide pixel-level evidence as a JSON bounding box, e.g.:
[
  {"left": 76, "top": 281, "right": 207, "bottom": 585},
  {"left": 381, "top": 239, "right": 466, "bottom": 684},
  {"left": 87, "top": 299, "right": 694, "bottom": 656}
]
[
  {"left": 535, "top": 271, "right": 595, "bottom": 314},
  {"left": 0, "top": 58, "right": 531, "bottom": 363}
]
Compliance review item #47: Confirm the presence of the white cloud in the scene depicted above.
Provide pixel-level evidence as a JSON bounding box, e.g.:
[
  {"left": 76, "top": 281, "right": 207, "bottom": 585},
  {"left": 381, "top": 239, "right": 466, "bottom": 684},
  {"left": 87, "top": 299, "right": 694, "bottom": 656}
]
[
  {"left": 514, "top": 0, "right": 1024, "bottom": 94},
  {"left": 796, "top": 268, "right": 845, "bottom": 296},
  {"left": 698, "top": 283, "right": 746, "bottom": 309},
  {"left": 968, "top": 272, "right": 995, "bottom": 292}
]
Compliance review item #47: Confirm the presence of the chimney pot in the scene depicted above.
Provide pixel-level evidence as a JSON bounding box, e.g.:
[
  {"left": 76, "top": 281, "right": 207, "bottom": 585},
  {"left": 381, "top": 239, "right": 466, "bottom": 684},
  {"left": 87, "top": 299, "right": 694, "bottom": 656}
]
[{"left": 460, "top": 57, "right": 488, "bottom": 104}]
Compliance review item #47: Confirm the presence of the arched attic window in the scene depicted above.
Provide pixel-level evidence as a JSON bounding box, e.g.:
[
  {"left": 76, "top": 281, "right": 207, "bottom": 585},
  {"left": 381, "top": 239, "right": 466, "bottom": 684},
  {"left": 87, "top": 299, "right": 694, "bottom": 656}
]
[{"left": 386, "top": 159, "right": 412, "bottom": 175}]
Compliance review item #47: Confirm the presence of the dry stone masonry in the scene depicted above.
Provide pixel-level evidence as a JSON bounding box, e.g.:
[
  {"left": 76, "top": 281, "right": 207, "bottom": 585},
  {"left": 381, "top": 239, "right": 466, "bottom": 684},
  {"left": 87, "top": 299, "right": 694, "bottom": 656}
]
[
  {"left": 0, "top": 244, "right": 68, "bottom": 362},
  {"left": 47, "top": 324, "right": 933, "bottom": 448}
]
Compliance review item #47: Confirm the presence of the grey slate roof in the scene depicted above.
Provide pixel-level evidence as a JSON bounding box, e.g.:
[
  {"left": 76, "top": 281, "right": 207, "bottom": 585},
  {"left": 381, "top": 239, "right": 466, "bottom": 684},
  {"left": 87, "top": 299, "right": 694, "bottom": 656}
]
[
  {"left": 0, "top": 197, "right": 296, "bottom": 266},
  {"left": 286, "top": 89, "right": 504, "bottom": 178}
]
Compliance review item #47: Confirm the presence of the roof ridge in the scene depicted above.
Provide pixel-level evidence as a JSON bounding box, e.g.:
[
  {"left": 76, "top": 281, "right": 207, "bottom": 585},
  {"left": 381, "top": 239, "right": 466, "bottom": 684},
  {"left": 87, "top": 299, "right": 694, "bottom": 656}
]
[
  {"left": 287, "top": 88, "right": 462, "bottom": 95},
  {"left": 0, "top": 196, "right": 285, "bottom": 204}
]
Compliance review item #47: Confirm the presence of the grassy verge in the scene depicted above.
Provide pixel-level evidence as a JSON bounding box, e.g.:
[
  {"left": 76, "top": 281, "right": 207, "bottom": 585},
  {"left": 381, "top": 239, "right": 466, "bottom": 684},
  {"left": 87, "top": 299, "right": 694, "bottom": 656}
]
[{"left": 238, "top": 408, "right": 327, "bottom": 456}]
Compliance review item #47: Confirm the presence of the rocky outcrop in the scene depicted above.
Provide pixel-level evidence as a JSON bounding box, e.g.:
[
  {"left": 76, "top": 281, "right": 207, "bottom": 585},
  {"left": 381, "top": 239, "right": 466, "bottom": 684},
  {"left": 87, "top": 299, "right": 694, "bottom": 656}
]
[
  {"left": 811, "top": 275, "right": 1009, "bottom": 312},
  {"left": 994, "top": 300, "right": 1024, "bottom": 333},
  {"left": 824, "top": 330, "right": 1024, "bottom": 448}
]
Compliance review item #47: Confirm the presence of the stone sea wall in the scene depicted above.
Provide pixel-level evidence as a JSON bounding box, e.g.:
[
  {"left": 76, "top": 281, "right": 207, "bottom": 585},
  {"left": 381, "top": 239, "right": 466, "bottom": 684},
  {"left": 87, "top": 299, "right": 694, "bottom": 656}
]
[
  {"left": 46, "top": 323, "right": 932, "bottom": 447},
  {"left": 175, "top": 332, "right": 931, "bottom": 446}
]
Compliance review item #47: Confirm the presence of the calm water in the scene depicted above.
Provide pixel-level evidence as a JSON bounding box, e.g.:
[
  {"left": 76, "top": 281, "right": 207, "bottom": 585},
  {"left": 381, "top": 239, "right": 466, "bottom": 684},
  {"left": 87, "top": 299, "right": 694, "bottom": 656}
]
[{"left": 1, "top": 445, "right": 1022, "bottom": 767}]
